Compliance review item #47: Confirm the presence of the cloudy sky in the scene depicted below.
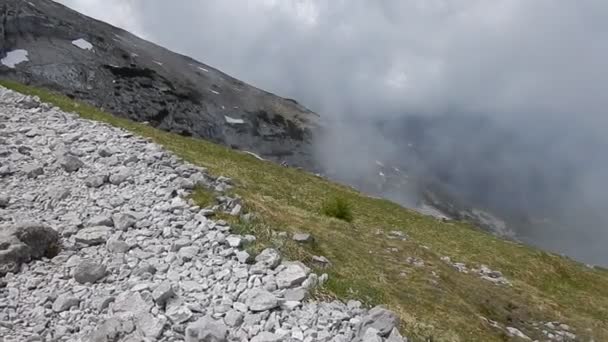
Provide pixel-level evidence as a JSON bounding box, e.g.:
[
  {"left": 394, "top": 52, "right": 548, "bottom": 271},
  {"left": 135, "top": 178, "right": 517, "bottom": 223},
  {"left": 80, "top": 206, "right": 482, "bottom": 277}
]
[
  {"left": 57, "top": 0, "right": 608, "bottom": 124},
  {"left": 56, "top": 0, "right": 608, "bottom": 264}
]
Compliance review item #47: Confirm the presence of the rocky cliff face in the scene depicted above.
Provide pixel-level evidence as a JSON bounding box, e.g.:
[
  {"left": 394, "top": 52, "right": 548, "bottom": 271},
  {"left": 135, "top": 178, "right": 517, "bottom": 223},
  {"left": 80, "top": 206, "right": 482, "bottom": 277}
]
[{"left": 0, "top": 0, "right": 319, "bottom": 168}]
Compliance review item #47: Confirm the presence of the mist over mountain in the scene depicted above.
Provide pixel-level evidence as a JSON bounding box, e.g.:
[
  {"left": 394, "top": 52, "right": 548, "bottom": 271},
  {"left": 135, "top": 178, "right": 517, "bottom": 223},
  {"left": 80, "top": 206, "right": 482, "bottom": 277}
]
[{"left": 53, "top": 0, "right": 608, "bottom": 264}]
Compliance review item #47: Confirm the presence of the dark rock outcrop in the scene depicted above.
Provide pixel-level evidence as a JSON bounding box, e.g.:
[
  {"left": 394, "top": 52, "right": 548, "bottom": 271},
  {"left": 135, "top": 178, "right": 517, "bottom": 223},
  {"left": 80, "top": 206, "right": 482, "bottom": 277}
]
[{"left": 0, "top": 222, "right": 61, "bottom": 276}]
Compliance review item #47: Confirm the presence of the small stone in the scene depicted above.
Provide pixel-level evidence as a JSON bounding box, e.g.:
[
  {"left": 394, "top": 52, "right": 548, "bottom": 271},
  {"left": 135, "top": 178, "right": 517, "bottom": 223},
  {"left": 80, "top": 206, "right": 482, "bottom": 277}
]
[
  {"left": 106, "top": 239, "right": 130, "bottom": 253},
  {"left": 74, "top": 226, "right": 111, "bottom": 245},
  {"left": 235, "top": 250, "right": 251, "bottom": 263},
  {"left": 136, "top": 313, "right": 167, "bottom": 339},
  {"left": 245, "top": 289, "right": 278, "bottom": 312},
  {"left": 85, "top": 174, "right": 107, "bottom": 188},
  {"left": 52, "top": 294, "right": 80, "bottom": 312},
  {"left": 224, "top": 310, "right": 244, "bottom": 327},
  {"left": 59, "top": 154, "right": 84, "bottom": 172},
  {"left": 23, "top": 164, "right": 43, "bottom": 178},
  {"left": 275, "top": 262, "right": 309, "bottom": 289},
  {"left": 109, "top": 167, "right": 132, "bottom": 185},
  {"left": 506, "top": 327, "right": 531, "bottom": 340},
  {"left": 166, "top": 298, "right": 193, "bottom": 324},
  {"left": 88, "top": 215, "right": 114, "bottom": 227},
  {"left": 386, "top": 328, "right": 406, "bottom": 342},
  {"left": 152, "top": 281, "right": 175, "bottom": 305},
  {"left": 113, "top": 213, "right": 136, "bottom": 231},
  {"left": 254, "top": 248, "right": 281, "bottom": 269},
  {"left": 225, "top": 235, "right": 242, "bottom": 248},
  {"left": 73, "top": 260, "right": 107, "bottom": 284},
  {"left": 0, "top": 195, "right": 10, "bottom": 208},
  {"left": 185, "top": 315, "right": 229, "bottom": 342},
  {"left": 283, "top": 287, "right": 307, "bottom": 302},
  {"left": 251, "top": 332, "right": 282, "bottom": 342},
  {"left": 292, "top": 232, "right": 313, "bottom": 243},
  {"left": 358, "top": 306, "right": 400, "bottom": 337}
]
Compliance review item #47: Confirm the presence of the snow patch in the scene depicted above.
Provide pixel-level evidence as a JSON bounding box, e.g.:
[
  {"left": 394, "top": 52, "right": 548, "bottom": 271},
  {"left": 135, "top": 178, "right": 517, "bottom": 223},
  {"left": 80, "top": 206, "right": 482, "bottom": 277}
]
[
  {"left": 198, "top": 66, "right": 209, "bottom": 72},
  {"left": 224, "top": 116, "right": 244, "bottom": 124},
  {"left": 131, "top": 52, "right": 139, "bottom": 57},
  {"left": 244, "top": 151, "right": 265, "bottom": 161},
  {"left": 27, "top": 1, "right": 36, "bottom": 7},
  {"left": 210, "top": 90, "right": 220, "bottom": 95},
  {"left": 153, "top": 61, "right": 163, "bottom": 66},
  {"left": 72, "top": 39, "right": 93, "bottom": 51},
  {"left": 1, "top": 50, "right": 29, "bottom": 68}
]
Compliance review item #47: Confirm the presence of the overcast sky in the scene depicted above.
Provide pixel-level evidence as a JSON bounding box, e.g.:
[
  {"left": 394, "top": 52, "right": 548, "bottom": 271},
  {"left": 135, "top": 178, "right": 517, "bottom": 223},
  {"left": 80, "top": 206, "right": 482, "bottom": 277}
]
[{"left": 56, "top": 0, "right": 608, "bottom": 263}]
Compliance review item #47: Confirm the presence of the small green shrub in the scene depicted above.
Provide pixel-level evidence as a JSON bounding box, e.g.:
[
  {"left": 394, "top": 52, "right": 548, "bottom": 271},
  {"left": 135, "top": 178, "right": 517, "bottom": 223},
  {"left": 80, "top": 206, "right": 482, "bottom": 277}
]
[{"left": 321, "top": 196, "right": 353, "bottom": 222}]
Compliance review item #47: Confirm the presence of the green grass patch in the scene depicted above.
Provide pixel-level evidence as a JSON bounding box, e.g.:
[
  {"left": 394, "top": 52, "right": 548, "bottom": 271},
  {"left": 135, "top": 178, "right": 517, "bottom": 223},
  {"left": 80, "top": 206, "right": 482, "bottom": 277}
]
[
  {"left": 3, "top": 79, "right": 608, "bottom": 342},
  {"left": 321, "top": 196, "right": 354, "bottom": 222}
]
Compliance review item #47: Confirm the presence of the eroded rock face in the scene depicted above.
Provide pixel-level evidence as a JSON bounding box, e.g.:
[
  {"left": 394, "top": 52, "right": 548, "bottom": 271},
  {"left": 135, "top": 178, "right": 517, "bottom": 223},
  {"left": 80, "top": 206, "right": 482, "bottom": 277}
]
[{"left": 0, "top": 222, "right": 60, "bottom": 276}]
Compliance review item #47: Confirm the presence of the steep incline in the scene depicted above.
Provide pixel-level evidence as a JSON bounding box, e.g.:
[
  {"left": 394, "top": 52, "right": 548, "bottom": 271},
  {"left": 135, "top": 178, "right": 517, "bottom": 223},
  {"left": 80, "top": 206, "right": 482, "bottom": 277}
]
[
  {"left": 0, "top": 87, "right": 403, "bottom": 342},
  {"left": 0, "top": 0, "right": 319, "bottom": 167}
]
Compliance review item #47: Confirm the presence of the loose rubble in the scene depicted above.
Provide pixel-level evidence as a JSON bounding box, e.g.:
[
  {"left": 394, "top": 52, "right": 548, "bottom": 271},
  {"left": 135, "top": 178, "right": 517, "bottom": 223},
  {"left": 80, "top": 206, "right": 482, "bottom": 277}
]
[
  {"left": 0, "top": 87, "right": 406, "bottom": 341},
  {"left": 440, "top": 256, "right": 511, "bottom": 286}
]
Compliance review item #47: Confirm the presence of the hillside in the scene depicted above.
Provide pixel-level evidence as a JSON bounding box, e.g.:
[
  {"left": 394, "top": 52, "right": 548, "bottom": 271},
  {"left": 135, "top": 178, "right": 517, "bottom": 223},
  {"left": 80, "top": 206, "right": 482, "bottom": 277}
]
[
  {"left": 3, "top": 80, "right": 607, "bottom": 342},
  {"left": 0, "top": 0, "right": 319, "bottom": 168}
]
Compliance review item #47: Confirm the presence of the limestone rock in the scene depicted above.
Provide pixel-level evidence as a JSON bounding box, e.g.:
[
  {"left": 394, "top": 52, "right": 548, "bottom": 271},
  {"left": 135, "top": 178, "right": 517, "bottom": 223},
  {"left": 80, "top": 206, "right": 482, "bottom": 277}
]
[
  {"left": 0, "top": 222, "right": 60, "bottom": 276},
  {"left": 73, "top": 260, "right": 107, "bottom": 284}
]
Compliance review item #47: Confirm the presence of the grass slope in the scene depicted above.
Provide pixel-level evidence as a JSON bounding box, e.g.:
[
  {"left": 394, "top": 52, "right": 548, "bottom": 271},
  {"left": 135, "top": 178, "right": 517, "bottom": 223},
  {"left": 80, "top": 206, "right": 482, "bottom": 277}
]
[{"left": 2, "top": 79, "right": 607, "bottom": 341}]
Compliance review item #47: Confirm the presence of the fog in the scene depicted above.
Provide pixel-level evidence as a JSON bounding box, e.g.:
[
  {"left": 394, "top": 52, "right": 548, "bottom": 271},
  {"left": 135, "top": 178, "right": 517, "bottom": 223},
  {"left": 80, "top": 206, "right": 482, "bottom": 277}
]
[{"left": 56, "top": 0, "right": 608, "bottom": 265}]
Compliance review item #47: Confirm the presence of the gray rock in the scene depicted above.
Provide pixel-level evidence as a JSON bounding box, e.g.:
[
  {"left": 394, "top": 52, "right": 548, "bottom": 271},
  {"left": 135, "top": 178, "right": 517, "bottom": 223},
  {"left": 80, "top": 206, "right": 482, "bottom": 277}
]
[
  {"left": 225, "top": 235, "right": 242, "bottom": 248},
  {"left": 52, "top": 294, "right": 80, "bottom": 312},
  {"left": 73, "top": 260, "right": 106, "bottom": 284},
  {"left": 185, "top": 315, "right": 229, "bottom": 342},
  {"left": 235, "top": 250, "right": 251, "bottom": 263},
  {"left": 86, "top": 317, "right": 135, "bottom": 342},
  {"left": 152, "top": 281, "right": 175, "bottom": 305},
  {"left": 275, "top": 262, "right": 310, "bottom": 289},
  {"left": 23, "top": 163, "right": 43, "bottom": 178},
  {"left": 292, "top": 232, "right": 313, "bottom": 243},
  {"left": 224, "top": 310, "right": 244, "bottom": 327},
  {"left": 86, "top": 174, "right": 108, "bottom": 188},
  {"left": 106, "top": 239, "right": 130, "bottom": 253},
  {"left": 360, "top": 328, "right": 383, "bottom": 342},
  {"left": 245, "top": 288, "right": 278, "bottom": 312},
  {"left": 358, "top": 306, "right": 400, "bottom": 337},
  {"left": 59, "top": 154, "right": 84, "bottom": 172},
  {"left": 74, "top": 226, "right": 111, "bottom": 245},
  {"left": 113, "top": 291, "right": 152, "bottom": 315},
  {"left": 251, "top": 332, "right": 282, "bottom": 342},
  {"left": 166, "top": 298, "right": 193, "bottom": 323},
  {"left": 112, "top": 213, "right": 136, "bottom": 231},
  {"left": 136, "top": 313, "right": 167, "bottom": 339},
  {"left": 0, "top": 195, "right": 10, "bottom": 208},
  {"left": 284, "top": 287, "right": 307, "bottom": 302},
  {"left": 254, "top": 248, "right": 281, "bottom": 269},
  {"left": 89, "top": 215, "right": 114, "bottom": 227},
  {"left": 0, "top": 222, "right": 60, "bottom": 276},
  {"left": 109, "top": 167, "right": 132, "bottom": 185},
  {"left": 386, "top": 328, "right": 407, "bottom": 342}
]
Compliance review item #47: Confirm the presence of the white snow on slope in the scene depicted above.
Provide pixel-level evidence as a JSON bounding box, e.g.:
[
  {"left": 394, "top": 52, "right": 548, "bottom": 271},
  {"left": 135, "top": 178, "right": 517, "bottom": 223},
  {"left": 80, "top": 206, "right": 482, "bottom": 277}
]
[
  {"left": 224, "top": 115, "right": 245, "bottom": 124},
  {"left": 198, "top": 66, "right": 209, "bottom": 72},
  {"left": 1, "top": 50, "right": 29, "bottom": 68},
  {"left": 72, "top": 39, "right": 93, "bottom": 50},
  {"left": 210, "top": 90, "right": 220, "bottom": 95},
  {"left": 153, "top": 61, "right": 163, "bottom": 66},
  {"left": 243, "top": 151, "right": 265, "bottom": 161}
]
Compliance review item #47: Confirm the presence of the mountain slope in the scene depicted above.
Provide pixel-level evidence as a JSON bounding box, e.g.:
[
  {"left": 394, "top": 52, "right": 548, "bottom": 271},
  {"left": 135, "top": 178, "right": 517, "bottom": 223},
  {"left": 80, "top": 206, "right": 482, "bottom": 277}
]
[
  {"left": 3, "top": 80, "right": 607, "bottom": 342},
  {"left": 0, "top": 0, "right": 318, "bottom": 167}
]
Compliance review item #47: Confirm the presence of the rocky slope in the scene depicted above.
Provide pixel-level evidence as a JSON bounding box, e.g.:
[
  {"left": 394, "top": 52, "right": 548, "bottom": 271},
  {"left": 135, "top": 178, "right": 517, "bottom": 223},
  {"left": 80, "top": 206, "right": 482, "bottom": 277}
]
[
  {"left": 0, "top": 0, "right": 319, "bottom": 168},
  {"left": 0, "top": 87, "right": 404, "bottom": 342}
]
